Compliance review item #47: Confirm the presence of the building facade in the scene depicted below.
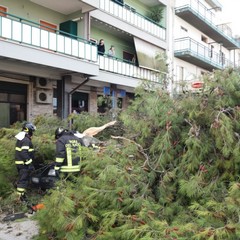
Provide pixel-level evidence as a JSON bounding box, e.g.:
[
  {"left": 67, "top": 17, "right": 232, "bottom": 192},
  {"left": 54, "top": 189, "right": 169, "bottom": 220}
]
[
  {"left": 173, "top": 0, "right": 240, "bottom": 93},
  {"left": 0, "top": 0, "right": 239, "bottom": 127},
  {"left": 0, "top": 0, "right": 173, "bottom": 127}
]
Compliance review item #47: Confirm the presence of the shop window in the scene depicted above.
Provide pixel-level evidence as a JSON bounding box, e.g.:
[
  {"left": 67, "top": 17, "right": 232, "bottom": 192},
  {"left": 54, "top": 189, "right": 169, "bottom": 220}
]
[
  {"left": 10, "top": 104, "right": 26, "bottom": 124},
  {"left": 0, "top": 81, "right": 27, "bottom": 127},
  {"left": 0, "top": 93, "right": 8, "bottom": 101},
  {"left": 53, "top": 88, "right": 57, "bottom": 115},
  {"left": 97, "top": 95, "right": 122, "bottom": 113},
  {"left": 72, "top": 92, "right": 88, "bottom": 113},
  {"left": 9, "top": 94, "right": 25, "bottom": 103}
]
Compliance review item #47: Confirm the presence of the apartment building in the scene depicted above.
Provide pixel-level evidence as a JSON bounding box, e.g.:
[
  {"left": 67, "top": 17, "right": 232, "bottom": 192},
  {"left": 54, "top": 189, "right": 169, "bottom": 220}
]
[
  {"left": 0, "top": 0, "right": 172, "bottom": 127},
  {"left": 0, "top": 0, "right": 238, "bottom": 128},
  {"left": 173, "top": 0, "right": 240, "bottom": 93}
]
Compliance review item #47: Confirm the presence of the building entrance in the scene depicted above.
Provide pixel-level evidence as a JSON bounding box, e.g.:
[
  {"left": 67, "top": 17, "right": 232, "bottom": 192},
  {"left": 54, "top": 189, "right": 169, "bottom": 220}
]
[{"left": 72, "top": 92, "right": 88, "bottom": 113}]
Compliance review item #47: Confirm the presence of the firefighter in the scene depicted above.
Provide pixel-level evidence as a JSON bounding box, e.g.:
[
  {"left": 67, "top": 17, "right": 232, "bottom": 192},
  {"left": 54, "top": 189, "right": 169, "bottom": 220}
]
[
  {"left": 54, "top": 127, "right": 83, "bottom": 176},
  {"left": 54, "top": 121, "right": 116, "bottom": 176},
  {"left": 15, "top": 122, "right": 36, "bottom": 200}
]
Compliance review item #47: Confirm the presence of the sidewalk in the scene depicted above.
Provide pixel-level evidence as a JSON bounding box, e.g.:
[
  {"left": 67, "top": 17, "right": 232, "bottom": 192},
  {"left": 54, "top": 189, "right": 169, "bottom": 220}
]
[{"left": 0, "top": 214, "right": 39, "bottom": 240}]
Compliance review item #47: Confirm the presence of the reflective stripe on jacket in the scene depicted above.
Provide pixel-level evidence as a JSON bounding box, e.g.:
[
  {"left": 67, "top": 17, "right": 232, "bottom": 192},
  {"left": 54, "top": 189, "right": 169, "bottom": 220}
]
[
  {"left": 55, "top": 132, "right": 83, "bottom": 173},
  {"left": 15, "top": 135, "right": 34, "bottom": 165}
]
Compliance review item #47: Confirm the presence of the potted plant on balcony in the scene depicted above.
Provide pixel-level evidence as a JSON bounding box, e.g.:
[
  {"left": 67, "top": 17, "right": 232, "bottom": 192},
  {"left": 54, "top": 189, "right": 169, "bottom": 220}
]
[{"left": 148, "top": 6, "right": 164, "bottom": 24}]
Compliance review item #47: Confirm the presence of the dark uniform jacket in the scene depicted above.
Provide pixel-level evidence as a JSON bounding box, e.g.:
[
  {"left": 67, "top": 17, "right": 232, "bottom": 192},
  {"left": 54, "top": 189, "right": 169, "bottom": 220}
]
[
  {"left": 55, "top": 131, "right": 83, "bottom": 173},
  {"left": 15, "top": 134, "right": 34, "bottom": 166}
]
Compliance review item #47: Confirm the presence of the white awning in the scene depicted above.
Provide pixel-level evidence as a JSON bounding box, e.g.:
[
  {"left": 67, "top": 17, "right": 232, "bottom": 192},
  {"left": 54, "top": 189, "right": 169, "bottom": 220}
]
[{"left": 134, "top": 37, "right": 164, "bottom": 71}]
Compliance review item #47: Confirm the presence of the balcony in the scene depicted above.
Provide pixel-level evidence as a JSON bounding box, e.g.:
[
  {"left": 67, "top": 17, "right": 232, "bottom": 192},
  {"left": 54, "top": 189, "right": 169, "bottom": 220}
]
[
  {"left": 30, "top": 0, "right": 99, "bottom": 15},
  {"left": 98, "top": 55, "right": 166, "bottom": 84},
  {"left": 99, "top": 0, "right": 166, "bottom": 41},
  {"left": 205, "top": 0, "right": 222, "bottom": 10},
  {"left": 175, "top": 37, "right": 235, "bottom": 71},
  {"left": 0, "top": 12, "right": 98, "bottom": 63},
  {"left": 175, "top": 0, "right": 240, "bottom": 49}
]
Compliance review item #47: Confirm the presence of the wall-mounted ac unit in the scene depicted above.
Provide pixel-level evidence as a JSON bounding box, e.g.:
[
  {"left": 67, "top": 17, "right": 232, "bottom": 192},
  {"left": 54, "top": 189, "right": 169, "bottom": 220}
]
[
  {"left": 36, "top": 90, "right": 53, "bottom": 104},
  {"left": 36, "top": 77, "right": 52, "bottom": 89}
]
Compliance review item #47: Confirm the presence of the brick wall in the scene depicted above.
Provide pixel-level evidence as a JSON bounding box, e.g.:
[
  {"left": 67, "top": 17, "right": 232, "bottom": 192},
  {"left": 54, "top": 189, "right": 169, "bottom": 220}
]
[
  {"left": 89, "top": 87, "right": 98, "bottom": 113},
  {"left": 30, "top": 83, "right": 54, "bottom": 121}
]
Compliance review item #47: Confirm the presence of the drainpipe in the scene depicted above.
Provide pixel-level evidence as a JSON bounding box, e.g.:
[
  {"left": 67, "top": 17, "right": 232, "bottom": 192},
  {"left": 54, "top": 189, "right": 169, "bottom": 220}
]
[{"left": 68, "top": 77, "right": 89, "bottom": 129}]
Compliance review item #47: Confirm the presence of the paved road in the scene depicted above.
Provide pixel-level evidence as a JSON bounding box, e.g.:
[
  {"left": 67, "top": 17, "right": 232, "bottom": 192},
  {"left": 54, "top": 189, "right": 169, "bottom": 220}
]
[{"left": 0, "top": 214, "right": 39, "bottom": 240}]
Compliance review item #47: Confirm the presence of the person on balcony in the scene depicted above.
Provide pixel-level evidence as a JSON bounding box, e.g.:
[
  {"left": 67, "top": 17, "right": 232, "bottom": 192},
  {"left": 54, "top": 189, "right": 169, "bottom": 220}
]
[
  {"left": 97, "top": 39, "right": 105, "bottom": 56},
  {"left": 108, "top": 45, "right": 115, "bottom": 57}
]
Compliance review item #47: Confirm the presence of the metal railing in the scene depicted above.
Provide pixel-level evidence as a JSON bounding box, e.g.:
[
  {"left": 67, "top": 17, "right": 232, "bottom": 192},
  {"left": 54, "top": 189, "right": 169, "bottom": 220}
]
[
  {"left": 175, "top": 0, "right": 234, "bottom": 40},
  {"left": 175, "top": 0, "right": 216, "bottom": 24},
  {"left": 0, "top": 12, "right": 98, "bottom": 62},
  {"left": 175, "top": 37, "right": 235, "bottom": 69},
  {"left": 0, "top": 11, "right": 166, "bottom": 83},
  {"left": 99, "top": 0, "right": 166, "bottom": 40},
  {"left": 98, "top": 55, "right": 166, "bottom": 83}
]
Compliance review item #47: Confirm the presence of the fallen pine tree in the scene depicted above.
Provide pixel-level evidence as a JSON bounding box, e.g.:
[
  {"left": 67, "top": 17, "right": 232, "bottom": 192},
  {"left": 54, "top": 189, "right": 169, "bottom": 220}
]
[{"left": 35, "top": 68, "right": 240, "bottom": 240}]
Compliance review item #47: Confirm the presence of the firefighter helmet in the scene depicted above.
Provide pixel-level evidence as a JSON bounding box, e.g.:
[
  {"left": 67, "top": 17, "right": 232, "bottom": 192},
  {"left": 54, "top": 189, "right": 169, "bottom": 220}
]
[
  {"left": 55, "top": 127, "right": 67, "bottom": 139},
  {"left": 22, "top": 122, "right": 36, "bottom": 136}
]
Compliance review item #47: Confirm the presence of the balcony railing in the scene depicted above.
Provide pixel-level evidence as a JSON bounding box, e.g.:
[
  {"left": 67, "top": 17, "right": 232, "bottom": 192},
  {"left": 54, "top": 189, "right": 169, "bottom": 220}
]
[
  {"left": 99, "top": 0, "right": 166, "bottom": 40},
  {"left": 0, "top": 12, "right": 98, "bottom": 62},
  {"left": 175, "top": 0, "right": 239, "bottom": 48},
  {"left": 175, "top": 37, "right": 235, "bottom": 69},
  {"left": 176, "top": 0, "right": 216, "bottom": 24},
  {"left": 98, "top": 55, "right": 166, "bottom": 83}
]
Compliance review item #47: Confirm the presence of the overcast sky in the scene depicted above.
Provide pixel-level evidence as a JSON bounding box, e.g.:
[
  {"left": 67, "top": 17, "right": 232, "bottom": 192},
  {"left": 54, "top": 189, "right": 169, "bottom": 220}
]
[{"left": 220, "top": 0, "right": 240, "bottom": 35}]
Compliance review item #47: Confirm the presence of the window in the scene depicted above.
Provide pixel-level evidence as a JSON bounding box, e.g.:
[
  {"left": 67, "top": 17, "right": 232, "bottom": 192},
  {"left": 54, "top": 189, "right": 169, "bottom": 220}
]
[
  {"left": 123, "top": 51, "right": 134, "bottom": 63},
  {"left": 72, "top": 92, "right": 88, "bottom": 113},
  {"left": 112, "top": 0, "right": 124, "bottom": 6},
  {"left": 201, "top": 35, "right": 208, "bottom": 43},
  {"left": 181, "top": 26, "right": 187, "bottom": 32},
  {"left": 0, "top": 6, "right": 7, "bottom": 17},
  {"left": 40, "top": 20, "right": 57, "bottom": 33},
  {"left": 0, "top": 81, "right": 27, "bottom": 127},
  {"left": 209, "top": 45, "right": 214, "bottom": 58},
  {"left": 219, "top": 50, "right": 225, "bottom": 65},
  {"left": 53, "top": 88, "right": 57, "bottom": 115},
  {"left": 180, "top": 26, "right": 188, "bottom": 37},
  {"left": 97, "top": 95, "right": 122, "bottom": 113},
  {"left": 176, "top": 66, "right": 184, "bottom": 81}
]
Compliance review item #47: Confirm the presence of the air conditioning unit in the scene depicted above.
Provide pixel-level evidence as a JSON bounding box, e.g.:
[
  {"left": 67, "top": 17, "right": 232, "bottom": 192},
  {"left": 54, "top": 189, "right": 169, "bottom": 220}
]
[
  {"left": 36, "top": 90, "right": 53, "bottom": 104},
  {"left": 36, "top": 77, "right": 52, "bottom": 89}
]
